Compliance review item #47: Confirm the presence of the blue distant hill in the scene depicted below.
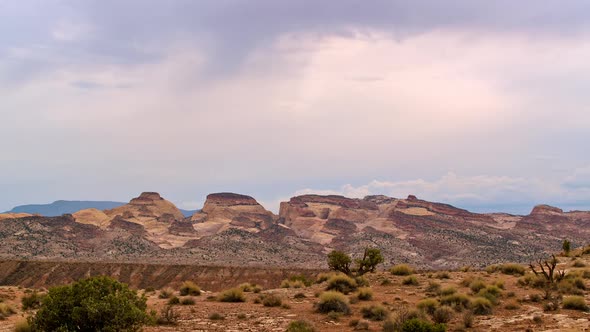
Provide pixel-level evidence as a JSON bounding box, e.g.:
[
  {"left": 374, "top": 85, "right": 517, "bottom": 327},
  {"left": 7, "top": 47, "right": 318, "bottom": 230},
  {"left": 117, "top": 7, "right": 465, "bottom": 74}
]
[{"left": 5, "top": 200, "right": 197, "bottom": 217}]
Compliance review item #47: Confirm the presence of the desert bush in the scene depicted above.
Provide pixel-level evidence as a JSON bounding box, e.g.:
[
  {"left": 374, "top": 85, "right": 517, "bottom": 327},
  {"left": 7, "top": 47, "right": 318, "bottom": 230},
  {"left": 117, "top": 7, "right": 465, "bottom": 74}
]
[
  {"left": 434, "top": 272, "right": 450, "bottom": 279},
  {"left": 390, "top": 264, "right": 415, "bottom": 276},
  {"left": 352, "top": 319, "right": 370, "bottom": 330},
  {"left": 494, "top": 280, "right": 505, "bottom": 289},
  {"left": 572, "top": 260, "right": 586, "bottom": 268},
  {"left": 0, "top": 303, "right": 15, "bottom": 320},
  {"left": 209, "top": 312, "right": 225, "bottom": 320},
  {"left": 21, "top": 291, "right": 44, "bottom": 310},
  {"left": 383, "top": 306, "right": 423, "bottom": 332},
  {"left": 471, "top": 297, "right": 493, "bottom": 315},
  {"left": 562, "top": 296, "right": 590, "bottom": 311},
  {"left": 179, "top": 281, "right": 201, "bottom": 296},
  {"left": 158, "top": 288, "right": 174, "bottom": 299},
  {"left": 286, "top": 320, "right": 316, "bottom": 332},
  {"left": 401, "top": 318, "right": 446, "bottom": 332},
  {"left": 357, "top": 287, "right": 373, "bottom": 300},
  {"left": 28, "top": 276, "right": 148, "bottom": 332},
  {"left": 582, "top": 270, "right": 590, "bottom": 279},
  {"left": 381, "top": 278, "right": 393, "bottom": 286},
  {"left": 426, "top": 281, "right": 441, "bottom": 294},
  {"left": 477, "top": 285, "right": 502, "bottom": 304},
  {"left": 361, "top": 304, "right": 389, "bottom": 321},
  {"left": 326, "top": 274, "right": 358, "bottom": 294},
  {"left": 462, "top": 311, "right": 474, "bottom": 328},
  {"left": 281, "top": 279, "right": 305, "bottom": 289},
  {"left": 262, "top": 294, "right": 282, "bottom": 307},
  {"left": 500, "top": 264, "right": 526, "bottom": 276},
  {"left": 180, "top": 297, "right": 195, "bottom": 305},
  {"left": 518, "top": 274, "right": 547, "bottom": 289},
  {"left": 504, "top": 301, "right": 520, "bottom": 310},
  {"left": 439, "top": 287, "right": 456, "bottom": 296},
  {"left": 14, "top": 319, "right": 32, "bottom": 332},
  {"left": 469, "top": 280, "right": 486, "bottom": 293},
  {"left": 355, "top": 247, "right": 384, "bottom": 275},
  {"left": 432, "top": 306, "right": 454, "bottom": 324},
  {"left": 327, "top": 311, "right": 342, "bottom": 321},
  {"left": 440, "top": 293, "right": 470, "bottom": 309},
  {"left": 168, "top": 296, "right": 180, "bottom": 305},
  {"left": 218, "top": 288, "right": 246, "bottom": 302},
  {"left": 316, "top": 272, "right": 341, "bottom": 283},
  {"left": 417, "top": 298, "right": 439, "bottom": 315},
  {"left": 315, "top": 291, "right": 350, "bottom": 314},
  {"left": 288, "top": 274, "right": 314, "bottom": 287},
  {"left": 355, "top": 276, "right": 370, "bottom": 287},
  {"left": 156, "top": 305, "right": 178, "bottom": 325},
  {"left": 294, "top": 292, "right": 306, "bottom": 299},
  {"left": 402, "top": 276, "right": 419, "bottom": 286}
]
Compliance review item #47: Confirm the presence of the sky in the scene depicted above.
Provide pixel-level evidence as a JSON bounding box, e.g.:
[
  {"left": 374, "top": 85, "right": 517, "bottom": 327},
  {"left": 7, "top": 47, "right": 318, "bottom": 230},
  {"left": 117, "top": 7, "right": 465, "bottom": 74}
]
[{"left": 1, "top": 1, "right": 590, "bottom": 214}]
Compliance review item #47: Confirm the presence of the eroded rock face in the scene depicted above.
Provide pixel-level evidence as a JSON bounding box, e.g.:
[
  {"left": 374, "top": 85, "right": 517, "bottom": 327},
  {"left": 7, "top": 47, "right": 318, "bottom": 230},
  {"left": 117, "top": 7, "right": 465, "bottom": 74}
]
[
  {"left": 72, "top": 208, "right": 111, "bottom": 228},
  {"left": 190, "top": 193, "right": 277, "bottom": 236},
  {"left": 106, "top": 192, "right": 184, "bottom": 221},
  {"left": 530, "top": 205, "right": 564, "bottom": 215},
  {"left": 0, "top": 213, "right": 33, "bottom": 221}
]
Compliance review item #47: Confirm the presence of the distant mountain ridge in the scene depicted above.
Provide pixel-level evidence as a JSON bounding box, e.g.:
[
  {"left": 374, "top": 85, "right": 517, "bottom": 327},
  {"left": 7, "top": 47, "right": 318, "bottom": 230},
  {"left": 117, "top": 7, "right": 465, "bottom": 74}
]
[{"left": 5, "top": 200, "right": 196, "bottom": 217}]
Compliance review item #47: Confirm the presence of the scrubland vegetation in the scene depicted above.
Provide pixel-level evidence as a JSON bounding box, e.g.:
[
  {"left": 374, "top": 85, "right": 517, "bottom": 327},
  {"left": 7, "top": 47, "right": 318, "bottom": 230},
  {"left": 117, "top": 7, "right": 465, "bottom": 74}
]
[{"left": 2, "top": 245, "right": 590, "bottom": 331}]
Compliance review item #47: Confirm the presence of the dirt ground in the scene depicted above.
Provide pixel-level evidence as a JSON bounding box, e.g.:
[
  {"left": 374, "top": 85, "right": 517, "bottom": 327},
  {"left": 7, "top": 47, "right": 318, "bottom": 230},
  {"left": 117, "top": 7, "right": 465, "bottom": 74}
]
[{"left": 1, "top": 254, "right": 590, "bottom": 331}]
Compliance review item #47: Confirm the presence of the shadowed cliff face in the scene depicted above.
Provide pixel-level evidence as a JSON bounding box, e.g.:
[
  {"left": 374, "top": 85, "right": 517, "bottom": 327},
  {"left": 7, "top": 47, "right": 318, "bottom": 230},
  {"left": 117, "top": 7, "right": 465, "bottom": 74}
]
[{"left": 1, "top": 193, "right": 589, "bottom": 270}]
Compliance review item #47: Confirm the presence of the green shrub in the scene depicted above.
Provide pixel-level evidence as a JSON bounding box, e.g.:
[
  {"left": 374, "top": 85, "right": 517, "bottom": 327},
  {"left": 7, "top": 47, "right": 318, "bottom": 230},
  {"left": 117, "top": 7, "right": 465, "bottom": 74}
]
[
  {"left": 390, "top": 264, "right": 415, "bottom": 276},
  {"left": 471, "top": 297, "right": 493, "bottom": 315},
  {"left": 218, "top": 288, "right": 246, "bottom": 302},
  {"left": 361, "top": 304, "right": 389, "bottom": 321},
  {"left": 383, "top": 306, "right": 423, "bottom": 332},
  {"left": 326, "top": 274, "right": 358, "bottom": 294},
  {"left": 402, "top": 276, "right": 419, "bottom": 286},
  {"left": 287, "top": 274, "right": 314, "bottom": 287},
  {"left": 440, "top": 293, "right": 470, "bottom": 309},
  {"left": 357, "top": 287, "right": 373, "bottom": 300},
  {"left": 262, "top": 294, "right": 282, "bottom": 307},
  {"left": 28, "top": 276, "right": 148, "bottom": 332},
  {"left": 179, "top": 281, "right": 201, "bottom": 296},
  {"left": 562, "top": 296, "right": 590, "bottom": 311},
  {"left": 316, "top": 272, "right": 341, "bottom": 283},
  {"left": 315, "top": 291, "right": 350, "bottom": 314},
  {"left": 21, "top": 291, "right": 44, "bottom": 310},
  {"left": 281, "top": 279, "right": 305, "bottom": 289},
  {"left": 417, "top": 298, "right": 439, "bottom": 315},
  {"left": 432, "top": 306, "right": 454, "bottom": 324},
  {"left": 180, "top": 297, "right": 195, "bottom": 305},
  {"left": 286, "top": 320, "right": 316, "bottom": 332},
  {"left": 477, "top": 285, "right": 502, "bottom": 304},
  {"left": 401, "top": 318, "right": 446, "bottom": 332},
  {"left": 381, "top": 278, "right": 393, "bottom": 286}
]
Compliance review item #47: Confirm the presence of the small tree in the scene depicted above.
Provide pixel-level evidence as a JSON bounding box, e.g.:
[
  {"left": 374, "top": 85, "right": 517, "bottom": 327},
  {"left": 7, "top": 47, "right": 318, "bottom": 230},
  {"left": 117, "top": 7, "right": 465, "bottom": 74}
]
[
  {"left": 29, "top": 276, "right": 148, "bottom": 332},
  {"left": 529, "top": 255, "right": 566, "bottom": 299},
  {"left": 327, "top": 250, "right": 352, "bottom": 275},
  {"left": 356, "top": 248, "right": 384, "bottom": 275},
  {"left": 563, "top": 239, "right": 571, "bottom": 256}
]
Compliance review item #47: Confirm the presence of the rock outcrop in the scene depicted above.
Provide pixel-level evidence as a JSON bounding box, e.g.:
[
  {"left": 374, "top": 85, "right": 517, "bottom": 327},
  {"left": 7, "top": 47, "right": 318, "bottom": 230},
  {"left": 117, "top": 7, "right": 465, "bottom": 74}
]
[
  {"left": 0, "top": 213, "right": 33, "bottom": 221},
  {"left": 106, "top": 192, "right": 184, "bottom": 221},
  {"left": 191, "top": 193, "right": 276, "bottom": 236}
]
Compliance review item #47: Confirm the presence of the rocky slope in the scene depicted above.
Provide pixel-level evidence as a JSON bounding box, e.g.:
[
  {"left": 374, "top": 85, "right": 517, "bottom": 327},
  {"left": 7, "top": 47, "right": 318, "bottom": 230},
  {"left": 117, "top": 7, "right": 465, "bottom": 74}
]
[{"left": 1, "top": 192, "right": 589, "bottom": 269}]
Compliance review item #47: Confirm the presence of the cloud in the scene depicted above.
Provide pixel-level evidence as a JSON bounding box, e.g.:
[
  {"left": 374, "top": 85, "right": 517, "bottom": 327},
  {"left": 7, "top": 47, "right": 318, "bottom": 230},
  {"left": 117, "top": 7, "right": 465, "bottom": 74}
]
[{"left": 293, "top": 170, "right": 590, "bottom": 214}]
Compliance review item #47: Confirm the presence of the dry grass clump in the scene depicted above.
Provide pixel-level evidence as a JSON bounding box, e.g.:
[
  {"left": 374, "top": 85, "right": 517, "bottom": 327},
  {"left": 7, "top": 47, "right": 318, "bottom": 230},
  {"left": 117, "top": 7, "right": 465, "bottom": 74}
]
[
  {"left": 326, "top": 274, "right": 358, "bottom": 294},
  {"left": 390, "top": 264, "right": 415, "bottom": 276},
  {"left": 315, "top": 291, "right": 351, "bottom": 314},
  {"left": 562, "top": 296, "right": 590, "bottom": 311},
  {"left": 286, "top": 320, "right": 316, "bottom": 332},
  {"left": 158, "top": 288, "right": 174, "bottom": 299},
  {"left": 440, "top": 293, "right": 471, "bottom": 310},
  {"left": 469, "top": 279, "right": 487, "bottom": 293},
  {"left": 209, "top": 312, "right": 225, "bottom": 320},
  {"left": 417, "top": 298, "right": 439, "bottom": 315},
  {"left": 0, "top": 303, "right": 15, "bottom": 320},
  {"left": 471, "top": 297, "right": 493, "bottom": 315},
  {"left": 179, "top": 281, "right": 201, "bottom": 296},
  {"left": 357, "top": 287, "right": 373, "bottom": 301},
  {"left": 489, "top": 263, "right": 526, "bottom": 275},
  {"left": 14, "top": 319, "right": 32, "bottom": 332},
  {"left": 180, "top": 297, "right": 195, "bottom": 305},
  {"left": 432, "top": 306, "right": 454, "bottom": 324},
  {"left": 218, "top": 288, "right": 246, "bottom": 302},
  {"left": 261, "top": 293, "right": 283, "bottom": 307},
  {"left": 439, "top": 287, "right": 457, "bottom": 296},
  {"left": 239, "top": 282, "right": 262, "bottom": 293},
  {"left": 361, "top": 304, "right": 389, "bottom": 321},
  {"left": 402, "top": 276, "right": 419, "bottom": 286}
]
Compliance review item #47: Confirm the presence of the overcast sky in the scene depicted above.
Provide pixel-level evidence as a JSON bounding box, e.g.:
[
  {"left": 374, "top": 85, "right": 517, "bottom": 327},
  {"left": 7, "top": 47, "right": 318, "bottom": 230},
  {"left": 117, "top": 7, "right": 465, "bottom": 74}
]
[{"left": 1, "top": 1, "right": 590, "bottom": 214}]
